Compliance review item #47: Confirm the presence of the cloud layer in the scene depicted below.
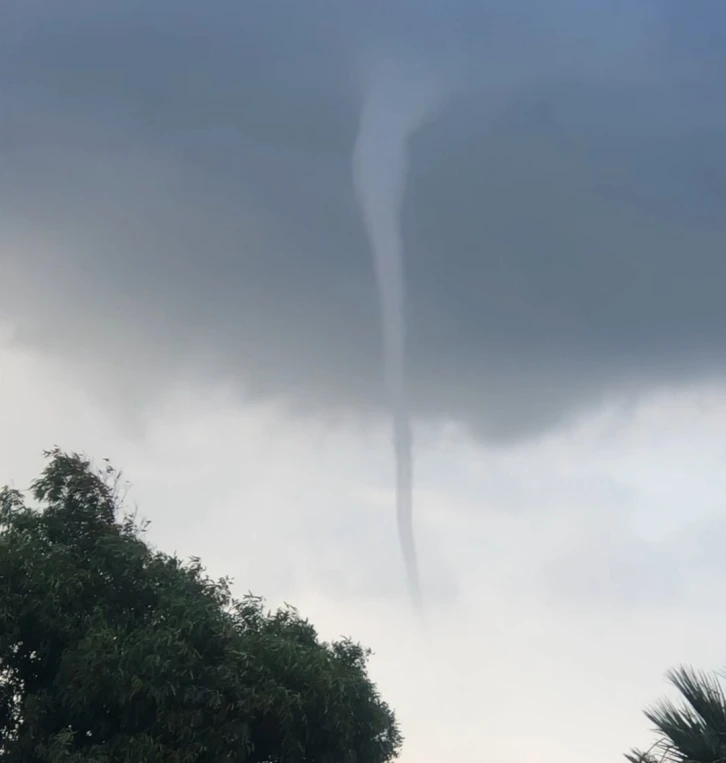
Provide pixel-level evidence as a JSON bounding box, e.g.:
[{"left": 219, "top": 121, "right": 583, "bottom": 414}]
[{"left": 3, "top": 0, "right": 726, "bottom": 440}]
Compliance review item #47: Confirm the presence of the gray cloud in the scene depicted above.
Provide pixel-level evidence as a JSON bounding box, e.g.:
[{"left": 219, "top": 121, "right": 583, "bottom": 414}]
[
  {"left": 539, "top": 509, "right": 726, "bottom": 615},
  {"left": 2, "top": 0, "right": 726, "bottom": 440}
]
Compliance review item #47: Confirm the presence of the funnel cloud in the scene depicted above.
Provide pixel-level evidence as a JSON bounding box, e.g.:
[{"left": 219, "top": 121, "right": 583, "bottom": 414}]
[{"left": 353, "top": 56, "right": 446, "bottom": 610}]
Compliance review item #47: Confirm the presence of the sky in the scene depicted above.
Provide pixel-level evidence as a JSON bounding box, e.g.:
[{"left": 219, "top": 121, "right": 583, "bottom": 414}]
[{"left": 2, "top": 2, "right": 726, "bottom": 762}]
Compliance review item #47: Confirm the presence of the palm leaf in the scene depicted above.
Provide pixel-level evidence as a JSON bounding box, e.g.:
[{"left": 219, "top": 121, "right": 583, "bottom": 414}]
[{"left": 627, "top": 665, "right": 726, "bottom": 763}]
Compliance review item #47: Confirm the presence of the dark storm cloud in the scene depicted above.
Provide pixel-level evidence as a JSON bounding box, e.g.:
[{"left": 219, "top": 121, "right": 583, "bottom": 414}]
[{"left": 2, "top": 0, "right": 726, "bottom": 439}]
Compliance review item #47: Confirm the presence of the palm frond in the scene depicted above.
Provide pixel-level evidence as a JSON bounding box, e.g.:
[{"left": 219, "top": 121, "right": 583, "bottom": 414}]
[
  {"left": 626, "top": 665, "right": 726, "bottom": 763},
  {"left": 667, "top": 667, "right": 726, "bottom": 737}
]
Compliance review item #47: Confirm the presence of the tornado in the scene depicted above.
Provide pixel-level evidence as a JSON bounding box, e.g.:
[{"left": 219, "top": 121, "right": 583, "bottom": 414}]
[{"left": 352, "top": 55, "right": 444, "bottom": 612}]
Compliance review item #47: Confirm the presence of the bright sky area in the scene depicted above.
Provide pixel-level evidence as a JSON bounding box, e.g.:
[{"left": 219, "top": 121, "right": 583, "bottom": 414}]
[{"left": 3, "top": 326, "right": 725, "bottom": 763}]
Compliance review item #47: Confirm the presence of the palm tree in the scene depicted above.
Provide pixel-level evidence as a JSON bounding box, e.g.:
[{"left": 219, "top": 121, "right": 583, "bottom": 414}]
[{"left": 627, "top": 666, "right": 726, "bottom": 763}]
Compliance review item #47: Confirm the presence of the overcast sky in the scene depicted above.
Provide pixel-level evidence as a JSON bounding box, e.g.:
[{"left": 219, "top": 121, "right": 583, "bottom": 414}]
[{"left": 3, "top": 2, "right": 726, "bottom": 762}]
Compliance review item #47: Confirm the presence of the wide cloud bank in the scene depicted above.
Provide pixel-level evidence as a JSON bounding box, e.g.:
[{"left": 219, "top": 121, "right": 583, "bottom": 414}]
[{"left": 2, "top": 0, "right": 726, "bottom": 440}]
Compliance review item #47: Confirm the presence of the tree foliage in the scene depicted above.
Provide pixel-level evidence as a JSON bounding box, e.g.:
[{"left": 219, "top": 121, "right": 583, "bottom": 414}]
[
  {"left": 626, "top": 665, "right": 726, "bottom": 763},
  {"left": 0, "top": 449, "right": 401, "bottom": 763}
]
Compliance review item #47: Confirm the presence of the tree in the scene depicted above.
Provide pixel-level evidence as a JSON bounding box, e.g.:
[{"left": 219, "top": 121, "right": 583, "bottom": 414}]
[
  {"left": 626, "top": 665, "right": 726, "bottom": 763},
  {"left": 0, "top": 449, "right": 401, "bottom": 763}
]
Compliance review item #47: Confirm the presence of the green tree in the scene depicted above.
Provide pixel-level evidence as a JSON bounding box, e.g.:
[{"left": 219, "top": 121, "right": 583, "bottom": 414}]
[
  {"left": 0, "top": 449, "right": 401, "bottom": 763},
  {"left": 626, "top": 665, "right": 726, "bottom": 763}
]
